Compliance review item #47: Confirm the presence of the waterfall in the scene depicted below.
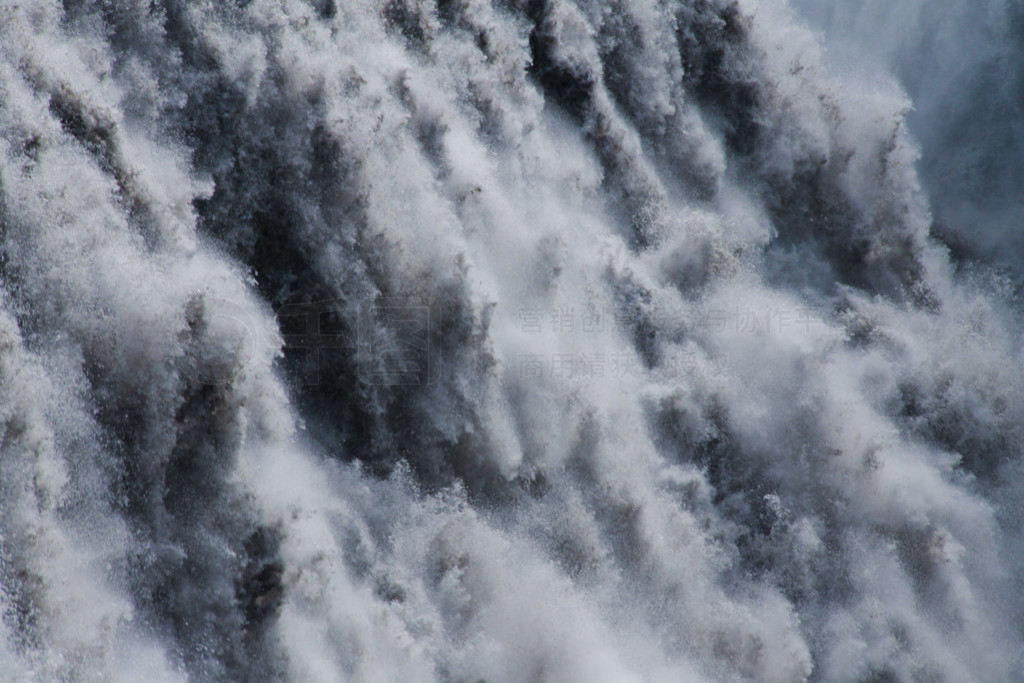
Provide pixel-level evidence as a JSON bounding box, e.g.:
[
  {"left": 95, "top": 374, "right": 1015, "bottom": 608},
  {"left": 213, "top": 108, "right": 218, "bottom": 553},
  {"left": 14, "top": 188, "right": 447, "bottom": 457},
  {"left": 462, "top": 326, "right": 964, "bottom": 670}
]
[{"left": 0, "top": 1, "right": 1021, "bottom": 680}]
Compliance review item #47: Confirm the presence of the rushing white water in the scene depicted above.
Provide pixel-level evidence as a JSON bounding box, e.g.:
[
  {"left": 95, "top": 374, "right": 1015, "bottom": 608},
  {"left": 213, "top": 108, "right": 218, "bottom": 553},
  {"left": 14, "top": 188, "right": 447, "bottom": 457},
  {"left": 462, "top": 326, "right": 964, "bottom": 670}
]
[
  {"left": 0, "top": 1, "right": 1022, "bottom": 680},
  {"left": 790, "top": 0, "right": 1024, "bottom": 274}
]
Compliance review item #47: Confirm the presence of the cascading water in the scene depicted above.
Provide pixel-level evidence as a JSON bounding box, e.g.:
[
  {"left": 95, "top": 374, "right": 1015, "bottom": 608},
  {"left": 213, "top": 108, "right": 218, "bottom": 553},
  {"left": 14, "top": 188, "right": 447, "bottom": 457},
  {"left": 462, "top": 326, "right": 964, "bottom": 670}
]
[{"left": 0, "top": 1, "right": 1022, "bottom": 680}]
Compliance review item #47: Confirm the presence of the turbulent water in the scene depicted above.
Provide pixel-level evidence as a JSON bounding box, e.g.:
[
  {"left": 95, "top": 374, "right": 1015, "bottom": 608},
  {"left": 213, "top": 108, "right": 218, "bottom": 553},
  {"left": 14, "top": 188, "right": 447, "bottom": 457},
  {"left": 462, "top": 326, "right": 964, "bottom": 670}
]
[{"left": 1, "top": 0, "right": 1023, "bottom": 680}]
